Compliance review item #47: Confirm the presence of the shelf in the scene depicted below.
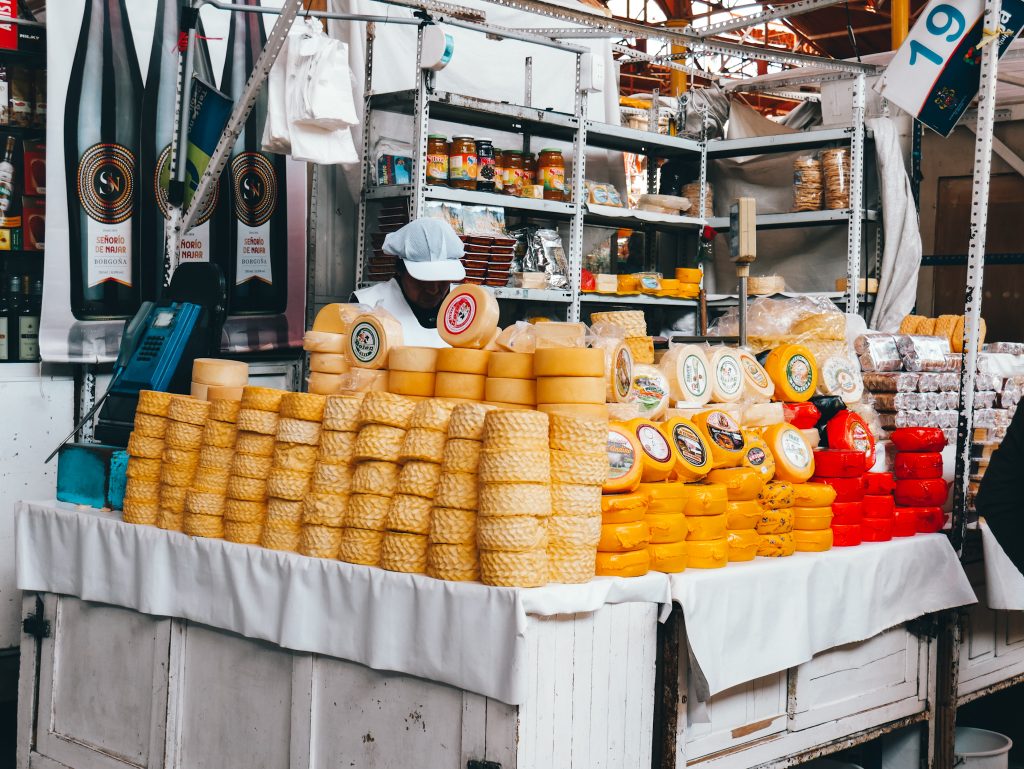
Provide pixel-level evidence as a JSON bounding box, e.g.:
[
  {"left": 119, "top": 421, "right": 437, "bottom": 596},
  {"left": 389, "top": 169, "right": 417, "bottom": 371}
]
[
  {"left": 489, "top": 286, "right": 571, "bottom": 303},
  {"left": 366, "top": 184, "right": 575, "bottom": 218},
  {"left": 0, "top": 123, "right": 45, "bottom": 138},
  {"left": 585, "top": 120, "right": 702, "bottom": 157},
  {"left": 368, "top": 89, "right": 577, "bottom": 142},
  {"left": 706, "top": 126, "right": 873, "bottom": 158},
  {"left": 705, "top": 290, "right": 876, "bottom": 307},
  {"left": 585, "top": 203, "right": 706, "bottom": 231},
  {"left": 580, "top": 293, "right": 700, "bottom": 307},
  {"left": 705, "top": 208, "right": 880, "bottom": 230}
]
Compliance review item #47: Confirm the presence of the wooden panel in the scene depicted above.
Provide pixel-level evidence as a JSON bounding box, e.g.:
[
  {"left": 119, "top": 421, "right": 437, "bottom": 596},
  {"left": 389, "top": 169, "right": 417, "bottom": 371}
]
[{"left": 684, "top": 672, "right": 788, "bottom": 760}]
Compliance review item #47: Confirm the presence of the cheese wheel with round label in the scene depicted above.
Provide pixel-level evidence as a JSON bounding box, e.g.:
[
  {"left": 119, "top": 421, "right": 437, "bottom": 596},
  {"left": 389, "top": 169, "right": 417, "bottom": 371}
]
[
  {"left": 648, "top": 541, "right": 687, "bottom": 572},
  {"left": 761, "top": 423, "right": 815, "bottom": 483},
  {"left": 192, "top": 358, "right": 248, "bottom": 387},
  {"left": 487, "top": 352, "right": 534, "bottom": 380},
  {"left": 309, "top": 353, "right": 350, "bottom": 375},
  {"left": 437, "top": 347, "right": 491, "bottom": 375},
  {"left": 387, "top": 370, "right": 435, "bottom": 397},
  {"left": 484, "top": 377, "right": 537, "bottom": 406},
  {"left": 765, "top": 344, "right": 818, "bottom": 403},
  {"left": 740, "top": 431, "right": 776, "bottom": 482},
  {"left": 435, "top": 372, "right": 486, "bottom": 401},
  {"left": 303, "top": 331, "right": 346, "bottom": 354},
  {"left": 692, "top": 410, "right": 745, "bottom": 468},
  {"left": 348, "top": 313, "right": 404, "bottom": 369},
  {"left": 389, "top": 346, "right": 440, "bottom": 373},
  {"left": 536, "top": 376, "right": 605, "bottom": 405},
  {"left": 626, "top": 364, "right": 671, "bottom": 420},
  {"left": 708, "top": 347, "right": 744, "bottom": 402},
  {"left": 818, "top": 354, "right": 864, "bottom": 403},
  {"left": 659, "top": 417, "right": 713, "bottom": 481},
  {"left": 660, "top": 345, "right": 711, "bottom": 405},
  {"left": 826, "top": 411, "right": 876, "bottom": 463},
  {"left": 737, "top": 351, "right": 775, "bottom": 401},
  {"left": 624, "top": 418, "right": 676, "bottom": 482},
  {"left": 593, "top": 337, "right": 633, "bottom": 403},
  {"left": 705, "top": 467, "right": 763, "bottom": 501},
  {"left": 604, "top": 423, "right": 643, "bottom": 494},
  {"left": 438, "top": 286, "right": 500, "bottom": 349},
  {"left": 534, "top": 347, "right": 605, "bottom": 378}
]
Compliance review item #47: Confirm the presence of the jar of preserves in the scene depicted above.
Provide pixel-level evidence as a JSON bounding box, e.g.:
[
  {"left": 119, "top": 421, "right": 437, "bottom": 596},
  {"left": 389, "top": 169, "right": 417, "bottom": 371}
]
[
  {"left": 426, "top": 134, "right": 449, "bottom": 186},
  {"left": 476, "top": 139, "right": 496, "bottom": 192},
  {"left": 503, "top": 151, "right": 523, "bottom": 196},
  {"left": 538, "top": 149, "right": 566, "bottom": 201},
  {"left": 493, "top": 148, "right": 504, "bottom": 193},
  {"left": 449, "top": 135, "right": 478, "bottom": 189},
  {"left": 523, "top": 153, "right": 537, "bottom": 187}
]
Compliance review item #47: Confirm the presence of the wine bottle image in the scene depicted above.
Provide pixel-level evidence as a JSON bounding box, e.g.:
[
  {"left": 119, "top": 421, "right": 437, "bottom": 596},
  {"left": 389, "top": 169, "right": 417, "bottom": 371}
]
[
  {"left": 65, "top": 0, "right": 144, "bottom": 320},
  {"left": 222, "top": 0, "right": 287, "bottom": 316},
  {"left": 139, "top": 0, "right": 222, "bottom": 295}
]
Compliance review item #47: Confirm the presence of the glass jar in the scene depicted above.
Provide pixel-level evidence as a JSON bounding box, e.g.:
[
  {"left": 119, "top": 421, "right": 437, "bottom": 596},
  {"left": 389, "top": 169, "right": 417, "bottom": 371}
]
[
  {"left": 502, "top": 151, "right": 523, "bottom": 196},
  {"left": 523, "top": 153, "right": 537, "bottom": 187},
  {"left": 538, "top": 149, "right": 566, "bottom": 201},
  {"left": 426, "top": 134, "right": 449, "bottom": 186},
  {"left": 448, "top": 135, "right": 478, "bottom": 189},
  {"left": 493, "top": 148, "right": 504, "bottom": 193},
  {"left": 476, "top": 139, "right": 496, "bottom": 192}
]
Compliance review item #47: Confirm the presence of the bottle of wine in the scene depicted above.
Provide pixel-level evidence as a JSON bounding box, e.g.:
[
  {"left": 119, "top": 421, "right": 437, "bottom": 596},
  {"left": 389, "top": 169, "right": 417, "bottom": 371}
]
[
  {"left": 222, "top": 0, "right": 288, "bottom": 316},
  {"left": 0, "top": 137, "right": 16, "bottom": 216},
  {"left": 19, "top": 276, "right": 40, "bottom": 361},
  {"left": 139, "top": 0, "right": 221, "bottom": 296},
  {"left": 65, "top": 0, "right": 143, "bottom": 320},
  {"left": 0, "top": 274, "right": 12, "bottom": 362}
]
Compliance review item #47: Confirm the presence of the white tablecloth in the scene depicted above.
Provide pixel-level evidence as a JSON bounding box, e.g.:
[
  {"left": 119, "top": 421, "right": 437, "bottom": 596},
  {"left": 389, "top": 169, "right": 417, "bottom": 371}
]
[
  {"left": 671, "top": 534, "right": 978, "bottom": 699},
  {"left": 15, "top": 501, "right": 671, "bottom": 705},
  {"left": 980, "top": 519, "right": 1024, "bottom": 610}
]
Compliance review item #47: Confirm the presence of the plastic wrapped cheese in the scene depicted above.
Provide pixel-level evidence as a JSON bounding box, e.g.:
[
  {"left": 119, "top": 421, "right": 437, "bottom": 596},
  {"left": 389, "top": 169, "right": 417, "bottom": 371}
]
[
  {"left": 742, "top": 402, "right": 785, "bottom": 427},
  {"left": 625, "top": 364, "right": 671, "bottom": 420},
  {"left": 818, "top": 353, "right": 864, "bottom": 403},
  {"left": 862, "top": 372, "right": 920, "bottom": 392},
  {"left": 592, "top": 337, "right": 634, "bottom": 403},
  {"left": 708, "top": 347, "right": 744, "bottom": 403},
  {"left": 660, "top": 344, "right": 711, "bottom": 405},
  {"left": 895, "top": 335, "right": 953, "bottom": 372},
  {"left": 761, "top": 423, "right": 815, "bottom": 483},
  {"left": 737, "top": 350, "right": 775, "bottom": 401},
  {"left": 854, "top": 334, "right": 902, "bottom": 372},
  {"left": 348, "top": 312, "right": 404, "bottom": 369}
]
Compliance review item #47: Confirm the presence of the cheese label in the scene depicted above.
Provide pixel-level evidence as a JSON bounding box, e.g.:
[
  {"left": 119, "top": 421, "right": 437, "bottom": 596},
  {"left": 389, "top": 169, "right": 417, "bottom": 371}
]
[
  {"left": 607, "top": 430, "right": 638, "bottom": 479},
  {"left": 349, "top": 321, "right": 381, "bottom": 364},
  {"left": 704, "top": 411, "right": 743, "bottom": 451},
  {"left": 849, "top": 421, "right": 872, "bottom": 455},
  {"left": 786, "top": 354, "right": 815, "bottom": 395},
  {"left": 823, "top": 357, "right": 859, "bottom": 396},
  {"left": 630, "top": 372, "right": 669, "bottom": 412},
  {"left": 443, "top": 293, "right": 478, "bottom": 337},
  {"left": 745, "top": 445, "right": 767, "bottom": 468},
  {"left": 636, "top": 424, "right": 671, "bottom": 462},
  {"left": 613, "top": 346, "right": 633, "bottom": 401},
  {"left": 682, "top": 354, "right": 708, "bottom": 399},
  {"left": 741, "top": 355, "right": 770, "bottom": 390},
  {"left": 715, "top": 354, "right": 743, "bottom": 397},
  {"left": 670, "top": 423, "right": 708, "bottom": 469},
  {"left": 780, "top": 430, "right": 812, "bottom": 469}
]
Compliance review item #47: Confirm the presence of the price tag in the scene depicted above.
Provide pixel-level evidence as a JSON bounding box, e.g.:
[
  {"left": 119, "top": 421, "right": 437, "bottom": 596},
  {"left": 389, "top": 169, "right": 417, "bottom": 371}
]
[{"left": 876, "top": 0, "right": 1024, "bottom": 136}]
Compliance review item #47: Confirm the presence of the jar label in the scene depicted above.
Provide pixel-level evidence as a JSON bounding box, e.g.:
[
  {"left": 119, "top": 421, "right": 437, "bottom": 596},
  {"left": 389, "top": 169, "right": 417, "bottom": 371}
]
[
  {"left": 449, "top": 153, "right": 477, "bottom": 181},
  {"left": 542, "top": 166, "right": 565, "bottom": 192},
  {"left": 478, "top": 156, "right": 496, "bottom": 183},
  {"left": 426, "top": 153, "right": 448, "bottom": 182}
]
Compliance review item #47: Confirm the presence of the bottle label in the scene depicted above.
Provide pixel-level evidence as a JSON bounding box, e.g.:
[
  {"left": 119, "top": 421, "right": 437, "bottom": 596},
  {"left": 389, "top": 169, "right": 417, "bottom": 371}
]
[
  {"left": 156, "top": 144, "right": 216, "bottom": 266},
  {"left": 542, "top": 166, "right": 565, "bottom": 192},
  {"left": 19, "top": 314, "right": 38, "bottom": 360},
  {"left": 426, "top": 152, "right": 448, "bottom": 182},
  {"left": 232, "top": 152, "right": 276, "bottom": 286},
  {"left": 448, "top": 153, "right": 477, "bottom": 182},
  {"left": 0, "top": 316, "right": 7, "bottom": 360},
  {"left": 78, "top": 142, "right": 135, "bottom": 288}
]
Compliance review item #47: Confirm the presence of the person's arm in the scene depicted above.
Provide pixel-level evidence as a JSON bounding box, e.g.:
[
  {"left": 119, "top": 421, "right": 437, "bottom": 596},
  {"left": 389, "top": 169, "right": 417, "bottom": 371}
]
[{"left": 977, "top": 405, "right": 1024, "bottom": 568}]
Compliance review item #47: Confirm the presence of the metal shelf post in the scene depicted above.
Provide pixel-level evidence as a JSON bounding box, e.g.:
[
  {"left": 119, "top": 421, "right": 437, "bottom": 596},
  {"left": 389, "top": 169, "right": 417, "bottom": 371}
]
[
  {"left": 846, "top": 73, "right": 866, "bottom": 316},
  {"left": 567, "top": 52, "right": 587, "bottom": 324}
]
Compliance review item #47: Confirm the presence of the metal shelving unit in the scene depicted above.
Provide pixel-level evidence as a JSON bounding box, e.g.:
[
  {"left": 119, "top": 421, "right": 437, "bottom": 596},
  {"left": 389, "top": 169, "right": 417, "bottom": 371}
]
[{"left": 705, "top": 208, "right": 880, "bottom": 230}]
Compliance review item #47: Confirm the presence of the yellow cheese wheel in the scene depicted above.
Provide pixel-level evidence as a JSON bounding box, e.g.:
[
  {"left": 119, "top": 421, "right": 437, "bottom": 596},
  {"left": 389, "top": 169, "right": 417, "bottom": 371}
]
[
  {"left": 626, "top": 364, "right": 671, "bottom": 420},
  {"left": 192, "top": 358, "right": 248, "bottom": 387},
  {"left": 438, "top": 286, "right": 500, "bottom": 349},
  {"left": 307, "top": 372, "right": 345, "bottom": 395},
  {"left": 437, "top": 347, "right": 491, "bottom": 375},
  {"left": 622, "top": 418, "right": 676, "bottom": 482},
  {"left": 725, "top": 499, "right": 762, "bottom": 529},
  {"left": 660, "top": 344, "right": 711, "bottom": 405},
  {"left": 647, "top": 512, "right": 687, "bottom": 543},
  {"left": 759, "top": 480, "right": 796, "bottom": 509},
  {"left": 675, "top": 267, "right": 703, "bottom": 283},
  {"left": 207, "top": 386, "right": 244, "bottom": 402},
  {"left": 537, "top": 403, "right": 610, "bottom": 419},
  {"left": 533, "top": 347, "right": 605, "bottom": 378},
  {"left": 737, "top": 350, "right": 775, "bottom": 400},
  {"left": 303, "top": 330, "right": 346, "bottom": 354},
  {"left": 794, "top": 528, "right": 833, "bottom": 551},
  {"left": 485, "top": 377, "right": 537, "bottom": 406},
  {"left": 638, "top": 481, "right": 691, "bottom": 513},
  {"left": 190, "top": 381, "right": 209, "bottom": 400},
  {"left": 761, "top": 423, "right": 815, "bottom": 483},
  {"left": 659, "top": 417, "right": 714, "bottom": 482},
  {"left": 764, "top": 344, "right": 818, "bottom": 403},
  {"left": 708, "top": 347, "right": 744, "bottom": 403},
  {"left": 309, "top": 353, "right": 350, "bottom": 375},
  {"left": 348, "top": 368, "right": 389, "bottom": 393},
  {"left": 595, "top": 548, "right": 650, "bottom": 577},
  {"left": 387, "top": 370, "right": 435, "bottom": 397},
  {"left": 604, "top": 423, "right": 643, "bottom": 494},
  {"left": 313, "top": 303, "right": 363, "bottom": 334},
  {"left": 536, "top": 376, "right": 605, "bottom": 404},
  {"left": 686, "top": 538, "right": 728, "bottom": 569},
  {"left": 741, "top": 431, "right": 776, "bottom": 482},
  {"left": 435, "top": 372, "right": 486, "bottom": 401},
  {"left": 601, "top": 491, "right": 648, "bottom": 523},
  {"left": 487, "top": 352, "right": 534, "bottom": 379},
  {"left": 792, "top": 506, "right": 833, "bottom": 531},
  {"left": 686, "top": 513, "right": 727, "bottom": 541},
  {"left": 793, "top": 482, "right": 837, "bottom": 507},
  {"left": 348, "top": 313, "right": 404, "bottom": 369},
  {"left": 648, "top": 540, "right": 687, "bottom": 572},
  {"left": 692, "top": 410, "right": 746, "bottom": 468},
  {"left": 684, "top": 483, "right": 728, "bottom": 517},
  {"left": 705, "top": 467, "right": 764, "bottom": 501},
  {"left": 598, "top": 519, "right": 651, "bottom": 552},
  {"left": 389, "top": 346, "right": 440, "bottom": 373},
  {"left": 727, "top": 529, "right": 760, "bottom": 562}
]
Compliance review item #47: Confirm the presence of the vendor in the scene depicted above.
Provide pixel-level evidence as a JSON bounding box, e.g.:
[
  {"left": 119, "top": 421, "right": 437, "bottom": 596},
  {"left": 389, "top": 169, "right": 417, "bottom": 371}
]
[
  {"left": 977, "top": 406, "right": 1024, "bottom": 570},
  {"left": 353, "top": 219, "right": 465, "bottom": 348}
]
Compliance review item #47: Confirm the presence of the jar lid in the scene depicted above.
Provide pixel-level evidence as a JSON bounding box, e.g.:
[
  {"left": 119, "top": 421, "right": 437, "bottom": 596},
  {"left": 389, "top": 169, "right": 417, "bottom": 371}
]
[
  {"left": 428, "top": 133, "right": 448, "bottom": 139},
  {"left": 540, "top": 148, "right": 563, "bottom": 154},
  {"left": 504, "top": 150, "right": 522, "bottom": 156},
  {"left": 476, "top": 138, "right": 493, "bottom": 143},
  {"left": 453, "top": 134, "right": 475, "bottom": 139}
]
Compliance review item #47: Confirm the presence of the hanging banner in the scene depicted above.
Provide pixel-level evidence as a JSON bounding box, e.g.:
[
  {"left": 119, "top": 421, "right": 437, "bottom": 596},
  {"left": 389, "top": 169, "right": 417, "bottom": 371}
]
[
  {"left": 41, "top": 0, "right": 306, "bottom": 363},
  {"left": 876, "top": 0, "right": 1024, "bottom": 136}
]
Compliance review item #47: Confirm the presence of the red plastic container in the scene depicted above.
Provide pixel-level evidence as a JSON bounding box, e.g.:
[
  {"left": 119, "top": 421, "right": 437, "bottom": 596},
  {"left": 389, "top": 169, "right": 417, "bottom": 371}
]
[
  {"left": 863, "top": 471, "right": 895, "bottom": 495},
  {"left": 894, "top": 478, "right": 949, "bottom": 507},
  {"left": 831, "top": 500, "right": 865, "bottom": 525},
  {"left": 832, "top": 523, "right": 863, "bottom": 547},
  {"left": 892, "top": 508, "right": 917, "bottom": 537},
  {"left": 784, "top": 402, "right": 821, "bottom": 430},
  {"left": 894, "top": 452, "right": 944, "bottom": 480},
  {"left": 812, "top": 449, "right": 867, "bottom": 478},
  {"left": 862, "top": 516, "right": 894, "bottom": 542},
  {"left": 810, "top": 475, "right": 865, "bottom": 503},
  {"left": 863, "top": 494, "right": 896, "bottom": 518},
  {"left": 890, "top": 427, "right": 946, "bottom": 453}
]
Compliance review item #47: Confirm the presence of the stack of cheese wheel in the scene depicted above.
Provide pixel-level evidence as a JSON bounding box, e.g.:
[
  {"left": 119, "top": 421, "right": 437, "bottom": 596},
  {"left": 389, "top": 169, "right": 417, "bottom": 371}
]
[
  {"left": 535, "top": 347, "right": 609, "bottom": 420},
  {"left": 380, "top": 399, "right": 458, "bottom": 574},
  {"left": 709, "top": 467, "right": 764, "bottom": 563},
  {"left": 682, "top": 482, "right": 729, "bottom": 568},
  {"left": 639, "top": 482, "right": 689, "bottom": 572},
  {"left": 791, "top": 481, "right": 837, "bottom": 552},
  {"left": 764, "top": 344, "right": 818, "bottom": 403},
  {"left": 811, "top": 448, "right": 867, "bottom": 547},
  {"left": 756, "top": 481, "right": 797, "bottom": 556},
  {"left": 346, "top": 309, "right": 405, "bottom": 392},
  {"left": 867, "top": 471, "right": 911, "bottom": 537},
  {"left": 436, "top": 348, "right": 490, "bottom": 402},
  {"left": 547, "top": 413, "right": 607, "bottom": 583},
  {"left": 305, "top": 303, "right": 362, "bottom": 395},
  {"left": 388, "top": 346, "right": 439, "bottom": 398},
  {"left": 591, "top": 310, "right": 652, "bottom": 364},
  {"left": 484, "top": 351, "right": 536, "bottom": 410},
  {"left": 891, "top": 427, "right": 948, "bottom": 535},
  {"left": 347, "top": 392, "right": 417, "bottom": 568},
  {"left": 182, "top": 397, "right": 240, "bottom": 539},
  {"left": 429, "top": 402, "right": 496, "bottom": 581},
  {"left": 123, "top": 390, "right": 174, "bottom": 526},
  {"left": 190, "top": 358, "right": 248, "bottom": 401},
  {"left": 224, "top": 387, "right": 284, "bottom": 544},
  {"left": 157, "top": 396, "right": 212, "bottom": 532},
  {"left": 477, "top": 410, "right": 552, "bottom": 587},
  {"left": 599, "top": 421, "right": 649, "bottom": 575}
]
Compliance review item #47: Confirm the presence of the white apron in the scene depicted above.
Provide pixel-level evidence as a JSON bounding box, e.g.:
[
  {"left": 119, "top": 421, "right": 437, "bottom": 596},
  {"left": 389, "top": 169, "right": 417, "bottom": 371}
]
[{"left": 354, "top": 279, "right": 446, "bottom": 348}]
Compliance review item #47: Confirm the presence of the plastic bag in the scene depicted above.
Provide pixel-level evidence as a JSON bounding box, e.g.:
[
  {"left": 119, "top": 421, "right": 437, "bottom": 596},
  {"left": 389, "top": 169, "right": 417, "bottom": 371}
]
[{"left": 855, "top": 334, "right": 902, "bottom": 372}]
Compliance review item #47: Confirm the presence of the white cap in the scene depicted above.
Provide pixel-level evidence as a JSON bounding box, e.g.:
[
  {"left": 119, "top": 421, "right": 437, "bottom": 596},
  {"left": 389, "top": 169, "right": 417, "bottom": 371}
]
[{"left": 382, "top": 219, "right": 466, "bottom": 282}]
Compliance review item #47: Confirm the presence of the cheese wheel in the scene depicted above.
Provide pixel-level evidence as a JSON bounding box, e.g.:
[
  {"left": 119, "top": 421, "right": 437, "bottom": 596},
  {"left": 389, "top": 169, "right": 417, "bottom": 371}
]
[
  {"left": 686, "top": 513, "right": 727, "bottom": 541},
  {"left": 435, "top": 372, "right": 486, "bottom": 401},
  {"left": 691, "top": 410, "right": 745, "bottom": 469},
  {"left": 737, "top": 351, "right": 775, "bottom": 401},
  {"left": 132, "top": 413, "right": 168, "bottom": 439},
  {"left": 727, "top": 529, "right": 760, "bottom": 562},
  {"left": 831, "top": 500, "right": 864, "bottom": 525},
  {"left": 192, "top": 358, "right": 248, "bottom": 387},
  {"left": 487, "top": 352, "right": 534, "bottom": 380},
  {"left": 757, "top": 532, "right": 796, "bottom": 557},
  {"left": 347, "top": 368, "right": 389, "bottom": 393},
  {"left": 705, "top": 467, "right": 763, "bottom": 501},
  {"left": 280, "top": 392, "right": 328, "bottom": 422},
  {"left": 123, "top": 499, "right": 159, "bottom": 525},
  {"left": 812, "top": 449, "right": 867, "bottom": 478},
  {"left": 623, "top": 418, "right": 676, "bottom": 482},
  {"left": 309, "top": 353, "right": 351, "bottom": 375},
  {"left": 740, "top": 431, "right": 776, "bottom": 482},
  {"left": 684, "top": 483, "right": 728, "bottom": 517},
  {"left": 792, "top": 506, "right": 833, "bottom": 530},
  {"left": 825, "top": 411, "right": 876, "bottom": 463},
  {"left": 892, "top": 508, "right": 917, "bottom": 537},
  {"left": 479, "top": 549, "right": 547, "bottom": 587},
  {"left": 389, "top": 346, "right": 439, "bottom": 373},
  {"left": 863, "top": 494, "right": 896, "bottom": 518},
  {"left": 190, "top": 382, "right": 210, "bottom": 400},
  {"left": 303, "top": 331, "right": 346, "bottom": 354},
  {"left": 759, "top": 480, "right": 795, "bottom": 509},
  {"left": 240, "top": 386, "right": 286, "bottom": 412},
  {"left": 639, "top": 481, "right": 691, "bottom": 513},
  {"left": 646, "top": 513, "right": 687, "bottom": 543},
  {"left": 312, "top": 302, "right": 363, "bottom": 334},
  {"left": 761, "top": 423, "right": 814, "bottom": 483},
  {"left": 648, "top": 541, "right": 687, "bottom": 572},
  {"left": 348, "top": 314, "right": 404, "bottom": 369},
  {"left": 533, "top": 322, "right": 587, "bottom": 349},
  {"left": 890, "top": 427, "right": 946, "bottom": 453},
  {"left": 536, "top": 376, "right": 605, "bottom": 405},
  {"left": 379, "top": 531, "right": 429, "bottom": 573},
  {"left": 136, "top": 390, "right": 174, "bottom": 417},
  {"left": 601, "top": 492, "right": 648, "bottom": 523},
  {"left": 400, "top": 428, "right": 448, "bottom": 464},
  {"left": 765, "top": 344, "right": 818, "bottom": 403},
  {"left": 597, "top": 519, "right": 650, "bottom": 552},
  {"left": 794, "top": 528, "right": 833, "bottom": 551},
  {"left": 783, "top": 402, "right": 821, "bottom": 430},
  {"left": 756, "top": 508, "right": 794, "bottom": 534},
  {"left": 595, "top": 549, "right": 650, "bottom": 577},
  {"left": 894, "top": 452, "right": 943, "bottom": 480},
  {"left": 686, "top": 538, "right": 728, "bottom": 569},
  {"left": 438, "top": 286, "right": 500, "bottom": 349},
  {"left": 236, "top": 408, "right": 279, "bottom": 435},
  {"left": 534, "top": 347, "right": 605, "bottom": 378},
  {"left": 915, "top": 506, "right": 946, "bottom": 533},
  {"left": 351, "top": 461, "right": 400, "bottom": 496},
  {"left": 387, "top": 370, "right": 435, "bottom": 397},
  {"left": 818, "top": 354, "right": 863, "bottom": 403},
  {"left": 894, "top": 478, "right": 949, "bottom": 507},
  {"left": 436, "top": 348, "right": 490, "bottom": 376},
  {"left": 604, "top": 423, "right": 643, "bottom": 494},
  {"left": 485, "top": 377, "right": 537, "bottom": 406},
  {"left": 793, "top": 482, "right": 837, "bottom": 507},
  {"left": 479, "top": 449, "right": 551, "bottom": 484},
  {"left": 864, "top": 472, "right": 896, "bottom": 495},
  {"left": 626, "top": 364, "right": 671, "bottom": 420},
  {"left": 537, "top": 403, "right": 610, "bottom": 420},
  {"left": 725, "top": 499, "right": 762, "bottom": 529},
  {"left": 662, "top": 345, "right": 711, "bottom": 406},
  {"left": 307, "top": 372, "right": 345, "bottom": 395},
  {"left": 831, "top": 523, "right": 863, "bottom": 547},
  {"left": 862, "top": 516, "right": 894, "bottom": 542},
  {"left": 708, "top": 347, "right": 744, "bottom": 403},
  {"left": 167, "top": 396, "right": 211, "bottom": 425},
  {"left": 742, "top": 402, "right": 784, "bottom": 428},
  {"left": 593, "top": 338, "right": 633, "bottom": 403}
]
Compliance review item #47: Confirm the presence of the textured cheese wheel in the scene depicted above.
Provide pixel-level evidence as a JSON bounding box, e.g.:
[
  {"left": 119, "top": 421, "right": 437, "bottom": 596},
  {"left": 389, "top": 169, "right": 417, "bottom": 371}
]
[
  {"left": 597, "top": 520, "right": 650, "bottom": 552},
  {"left": 280, "top": 392, "right": 328, "bottom": 422},
  {"left": 308, "top": 372, "right": 345, "bottom": 395},
  {"left": 348, "top": 313, "right": 404, "bottom": 369},
  {"left": 487, "top": 352, "right": 534, "bottom": 380},
  {"left": 761, "top": 423, "right": 815, "bottom": 483},
  {"left": 646, "top": 513, "right": 687, "bottom": 543},
  {"left": 705, "top": 467, "right": 763, "bottom": 501},
  {"left": 765, "top": 344, "right": 818, "bottom": 403},
  {"left": 708, "top": 347, "right": 744, "bottom": 403},
  {"left": 604, "top": 423, "right": 643, "bottom": 494},
  {"left": 692, "top": 410, "right": 745, "bottom": 469},
  {"left": 686, "top": 513, "right": 727, "bottom": 541},
  {"left": 240, "top": 387, "right": 286, "bottom": 412},
  {"left": 793, "top": 482, "right": 837, "bottom": 507},
  {"left": 399, "top": 428, "right": 447, "bottom": 463},
  {"left": 659, "top": 417, "right": 713, "bottom": 481},
  {"left": 303, "top": 331, "right": 346, "bottom": 354},
  {"left": 725, "top": 499, "right": 762, "bottom": 529},
  {"left": 743, "top": 402, "right": 784, "bottom": 427},
  {"left": 389, "top": 346, "right": 440, "bottom": 373},
  {"left": 387, "top": 370, "right": 435, "bottom": 397},
  {"left": 727, "top": 529, "right": 760, "bottom": 562},
  {"left": 647, "top": 541, "right": 687, "bottom": 572},
  {"left": 740, "top": 432, "right": 776, "bottom": 482},
  {"left": 536, "top": 376, "right": 605, "bottom": 404},
  {"left": 192, "top": 358, "right": 248, "bottom": 387},
  {"left": 485, "top": 377, "right": 537, "bottom": 406},
  {"left": 309, "top": 353, "right": 351, "bottom": 375},
  {"left": 737, "top": 351, "right": 775, "bottom": 401},
  {"left": 537, "top": 403, "right": 610, "bottom": 420},
  {"left": 592, "top": 338, "right": 633, "bottom": 403},
  {"left": 626, "top": 364, "right": 671, "bottom": 420},
  {"left": 595, "top": 549, "right": 650, "bottom": 577},
  {"left": 894, "top": 452, "right": 943, "bottom": 480},
  {"left": 601, "top": 492, "right": 648, "bottom": 524},
  {"left": 479, "top": 449, "right": 551, "bottom": 484},
  {"left": 435, "top": 372, "right": 486, "bottom": 401},
  {"left": 438, "top": 286, "right": 500, "bottom": 349},
  {"left": 533, "top": 348, "right": 605, "bottom": 378},
  {"left": 137, "top": 390, "right": 174, "bottom": 417},
  {"left": 686, "top": 538, "right": 728, "bottom": 569},
  {"left": 437, "top": 348, "right": 491, "bottom": 375},
  {"left": 660, "top": 344, "right": 711, "bottom": 405},
  {"left": 794, "top": 528, "right": 834, "bottom": 551}
]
